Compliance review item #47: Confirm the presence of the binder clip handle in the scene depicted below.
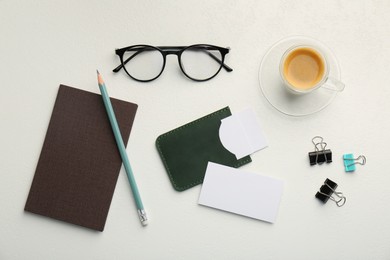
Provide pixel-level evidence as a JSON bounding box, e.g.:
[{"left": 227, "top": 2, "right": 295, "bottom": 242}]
[
  {"left": 352, "top": 155, "right": 366, "bottom": 166},
  {"left": 312, "top": 136, "right": 326, "bottom": 152},
  {"left": 324, "top": 189, "right": 346, "bottom": 207}
]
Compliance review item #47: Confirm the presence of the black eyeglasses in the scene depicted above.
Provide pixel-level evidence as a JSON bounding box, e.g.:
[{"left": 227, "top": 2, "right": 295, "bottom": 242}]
[{"left": 113, "top": 44, "right": 232, "bottom": 82}]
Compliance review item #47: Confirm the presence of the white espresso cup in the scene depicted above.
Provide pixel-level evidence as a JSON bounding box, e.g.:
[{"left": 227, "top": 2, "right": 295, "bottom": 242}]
[{"left": 279, "top": 45, "right": 344, "bottom": 94}]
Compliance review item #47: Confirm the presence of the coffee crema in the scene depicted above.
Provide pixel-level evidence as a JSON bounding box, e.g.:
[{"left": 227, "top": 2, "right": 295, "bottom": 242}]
[{"left": 282, "top": 47, "right": 326, "bottom": 90}]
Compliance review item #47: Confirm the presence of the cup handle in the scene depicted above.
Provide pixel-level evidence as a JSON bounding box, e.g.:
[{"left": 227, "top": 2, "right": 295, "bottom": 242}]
[{"left": 322, "top": 77, "right": 345, "bottom": 92}]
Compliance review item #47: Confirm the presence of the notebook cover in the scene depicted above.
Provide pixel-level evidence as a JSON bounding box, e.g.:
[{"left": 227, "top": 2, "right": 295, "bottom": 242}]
[
  {"left": 156, "top": 107, "right": 251, "bottom": 191},
  {"left": 25, "top": 85, "right": 138, "bottom": 231}
]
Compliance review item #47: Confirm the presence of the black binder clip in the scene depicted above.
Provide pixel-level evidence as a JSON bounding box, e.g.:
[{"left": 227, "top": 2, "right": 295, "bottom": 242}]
[
  {"left": 309, "top": 136, "right": 332, "bottom": 165},
  {"left": 315, "top": 178, "right": 346, "bottom": 207}
]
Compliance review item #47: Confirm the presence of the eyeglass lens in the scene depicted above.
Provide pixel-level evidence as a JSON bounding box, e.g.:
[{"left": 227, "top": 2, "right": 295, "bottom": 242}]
[
  {"left": 121, "top": 45, "right": 224, "bottom": 81},
  {"left": 122, "top": 46, "right": 164, "bottom": 81},
  {"left": 180, "top": 46, "right": 223, "bottom": 80}
]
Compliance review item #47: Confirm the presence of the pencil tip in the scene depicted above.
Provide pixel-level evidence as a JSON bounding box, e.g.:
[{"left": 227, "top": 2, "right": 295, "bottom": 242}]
[{"left": 97, "top": 70, "right": 104, "bottom": 85}]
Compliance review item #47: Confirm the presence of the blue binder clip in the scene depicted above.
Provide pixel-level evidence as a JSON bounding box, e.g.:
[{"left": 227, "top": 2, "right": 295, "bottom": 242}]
[{"left": 343, "top": 154, "right": 366, "bottom": 172}]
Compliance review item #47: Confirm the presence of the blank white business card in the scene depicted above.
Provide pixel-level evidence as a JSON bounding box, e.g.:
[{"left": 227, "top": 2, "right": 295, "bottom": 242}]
[{"left": 198, "top": 162, "right": 283, "bottom": 223}]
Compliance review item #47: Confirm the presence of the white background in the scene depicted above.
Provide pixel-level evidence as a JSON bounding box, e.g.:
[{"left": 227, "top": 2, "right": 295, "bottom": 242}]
[{"left": 1, "top": 1, "right": 390, "bottom": 259}]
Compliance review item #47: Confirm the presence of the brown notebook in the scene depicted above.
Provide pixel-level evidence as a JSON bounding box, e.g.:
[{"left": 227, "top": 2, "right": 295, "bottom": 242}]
[{"left": 25, "top": 85, "right": 138, "bottom": 231}]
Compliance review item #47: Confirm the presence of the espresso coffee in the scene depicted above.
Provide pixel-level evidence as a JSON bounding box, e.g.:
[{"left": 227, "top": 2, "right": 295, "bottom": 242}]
[{"left": 282, "top": 47, "right": 326, "bottom": 91}]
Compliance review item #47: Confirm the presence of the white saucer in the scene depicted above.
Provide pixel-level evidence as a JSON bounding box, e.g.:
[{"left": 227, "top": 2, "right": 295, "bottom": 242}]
[{"left": 259, "top": 36, "right": 342, "bottom": 116}]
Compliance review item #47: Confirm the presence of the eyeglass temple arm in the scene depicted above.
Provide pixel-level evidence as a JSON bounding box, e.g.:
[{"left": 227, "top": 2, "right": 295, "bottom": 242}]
[
  {"left": 207, "top": 52, "right": 232, "bottom": 72},
  {"left": 185, "top": 46, "right": 232, "bottom": 71},
  {"left": 113, "top": 51, "right": 142, "bottom": 73},
  {"left": 113, "top": 47, "right": 233, "bottom": 73}
]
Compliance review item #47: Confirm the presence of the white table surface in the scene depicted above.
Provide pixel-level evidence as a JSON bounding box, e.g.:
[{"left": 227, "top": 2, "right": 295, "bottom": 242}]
[{"left": 1, "top": 1, "right": 390, "bottom": 259}]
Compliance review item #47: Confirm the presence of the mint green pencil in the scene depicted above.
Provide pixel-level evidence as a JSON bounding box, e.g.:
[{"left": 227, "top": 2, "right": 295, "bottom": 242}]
[{"left": 97, "top": 70, "right": 148, "bottom": 226}]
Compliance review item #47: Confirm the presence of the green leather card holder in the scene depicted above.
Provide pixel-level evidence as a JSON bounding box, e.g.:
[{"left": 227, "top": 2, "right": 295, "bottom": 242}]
[{"left": 156, "top": 107, "right": 252, "bottom": 191}]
